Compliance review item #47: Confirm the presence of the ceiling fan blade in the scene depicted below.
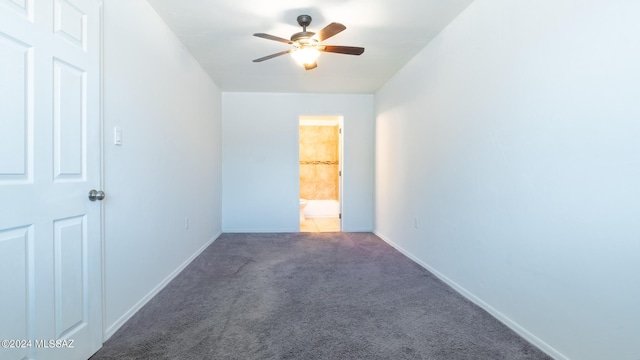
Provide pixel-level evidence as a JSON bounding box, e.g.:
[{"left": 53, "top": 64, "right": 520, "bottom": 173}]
[
  {"left": 319, "top": 46, "right": 365, "bottom": 55},
  {"left": 253, "top": 33, "right": 293, "bottom": 44},
  {"left": 304, "top": 62, "right": 318, "bottom": 71},
  {"left": 252, "top": 49, "right": 293, "bottom": 62},
  {"left": 313, "top": 22, "right": 346, "bottom": 42}
]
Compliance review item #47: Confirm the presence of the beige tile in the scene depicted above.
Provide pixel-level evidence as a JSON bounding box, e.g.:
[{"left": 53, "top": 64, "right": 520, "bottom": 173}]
[
  {"left": 299, "top": 164, "right": 312, "bottom": 178},
  {"left": 300, "top": 124, "right": 340, "bottom": 200},
  {"left": 300, "top": 218, "right": 340, "bottom": 233},
  {"left": 317, "top": 164, "right": 331, "bottom": 179},
  {"left": 318, "top": 127, "right": 331, "bottom": 141},
  {"left": 300, "top": 219, "right": 318, "bottom": 232},
  {"left": 316, "top": 187, "right": 330, "bottom": 200},
  {"left": 300, "top": 144, "right": 312, "bottom": 161},
  {"left": 328, "top": 146, "right": 338, "bottom": 162},
  {"left": 313, "top": 218, "right": 341, "bottom": 232},
  {"left": 317, "top": 145, "right": 327, "bottom": 160}
]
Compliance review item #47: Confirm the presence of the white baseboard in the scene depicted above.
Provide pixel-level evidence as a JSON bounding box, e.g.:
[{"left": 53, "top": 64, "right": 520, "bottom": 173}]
[
  {"left": 373, "top": 231, "right": 568, "bottom": 360},
  {"left": 104, "top": 232, "right": 221, "bottom": 340},
  {"left": 222, "top": 228, "right": 298, "bottom": 233}
]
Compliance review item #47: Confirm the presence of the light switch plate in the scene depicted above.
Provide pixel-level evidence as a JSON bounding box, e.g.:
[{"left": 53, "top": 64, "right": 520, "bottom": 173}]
[{"left": 114, "top": 126, "right": 122, "bottom": 145}]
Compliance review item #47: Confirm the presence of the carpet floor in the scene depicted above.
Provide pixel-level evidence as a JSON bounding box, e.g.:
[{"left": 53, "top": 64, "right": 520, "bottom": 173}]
[{"left": 91, "top": 232, "right": 551, "bottom": 360}]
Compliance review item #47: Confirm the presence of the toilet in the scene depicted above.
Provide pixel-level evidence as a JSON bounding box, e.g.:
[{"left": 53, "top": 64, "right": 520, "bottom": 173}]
[{"left": 299, "top": 199, "right": 308, "bottom": 222}]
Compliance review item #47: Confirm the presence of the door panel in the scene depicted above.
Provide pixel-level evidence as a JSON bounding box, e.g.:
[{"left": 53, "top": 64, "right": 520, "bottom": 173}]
[
  {"left": 0, "top": 0, "right": 31, "bottom": 21},
  {"left": 53, "top": 215, "right": 87, "bottom": 339},
  {"left": 0, "top": 226, "right": 33, "bottom": 360},
  {"left": 53, "top": 58, "right": 85, "bottom": 181},
  {"left": 54, "top": 0, "right": 87, "bottom": 50},
  {"left": 0, "top": 32, "right": 32, "bottom": 183},
  {"left": 0, "top": 1, "right": 102, "bottom": 359}
]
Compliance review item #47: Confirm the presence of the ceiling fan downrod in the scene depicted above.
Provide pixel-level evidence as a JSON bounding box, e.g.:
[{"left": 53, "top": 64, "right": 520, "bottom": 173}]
[
  {"left": 292, "top": 15, "right": 315, "bottom": 42},
  {"left": 297, "top": 15, "right": 312, "bottom": 32}
]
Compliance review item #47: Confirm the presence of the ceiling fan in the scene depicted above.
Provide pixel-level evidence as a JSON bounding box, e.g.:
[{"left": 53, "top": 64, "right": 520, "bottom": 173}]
[{"left": 253, "top": 15, "right": 365, "bottom": 70}]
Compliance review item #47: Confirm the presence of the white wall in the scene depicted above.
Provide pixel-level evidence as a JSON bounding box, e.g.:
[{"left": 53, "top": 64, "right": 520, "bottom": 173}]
[
  {"left": 374, "top": 1, "right": 640, "bottom": 359},
  {"left": 103, "top": 0, "right": 222, "bottom": 337},
  {"left": 222, "top": 93, "right": 373, "bottom": 232}
]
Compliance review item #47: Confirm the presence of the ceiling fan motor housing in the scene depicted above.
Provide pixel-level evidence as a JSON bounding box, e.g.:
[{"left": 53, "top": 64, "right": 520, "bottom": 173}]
[
  {"left": 291, "top": 32, "right": 316, "bottom": 44},
  {"left": 297, "top": 15, "right": 312, "bottom": 29},
  {"left": 292, "top": 15, "right": 315, "bottom": 44}
]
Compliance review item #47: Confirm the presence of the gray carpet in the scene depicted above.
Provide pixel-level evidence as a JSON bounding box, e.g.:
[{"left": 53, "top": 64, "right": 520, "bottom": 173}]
[{"left": 91, "top": 232, "right": 551, "bottom": 360}]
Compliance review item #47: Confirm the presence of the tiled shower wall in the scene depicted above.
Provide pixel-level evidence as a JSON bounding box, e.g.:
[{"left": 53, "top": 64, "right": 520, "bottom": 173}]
[{"left": 300, "top": 125, "right": 339, "bottom": 200}]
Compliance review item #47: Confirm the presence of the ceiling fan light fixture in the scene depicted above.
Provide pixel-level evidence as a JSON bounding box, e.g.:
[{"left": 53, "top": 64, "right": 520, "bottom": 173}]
[
  {"left": 252, "top": 15, "right": 364, "bottom": 70},
  {"left": 291, "top": 46, "right": 320, "bottom": 66}
]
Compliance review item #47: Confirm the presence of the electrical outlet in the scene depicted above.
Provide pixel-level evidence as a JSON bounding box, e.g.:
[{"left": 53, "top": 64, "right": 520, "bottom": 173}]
[{"left": 184, "top": 217, "right": 189, "bottom": 230}]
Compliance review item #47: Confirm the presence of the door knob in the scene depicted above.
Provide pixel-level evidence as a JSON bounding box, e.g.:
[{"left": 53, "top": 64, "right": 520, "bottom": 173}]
[{"left": 88, "top": 189, "right": 105, "bottom": 201}]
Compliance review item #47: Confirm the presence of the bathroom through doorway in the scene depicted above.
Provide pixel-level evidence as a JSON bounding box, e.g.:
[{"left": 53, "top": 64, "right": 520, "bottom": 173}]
[{"left": 298, "top": 116, "right": 343, "bottom": 232}]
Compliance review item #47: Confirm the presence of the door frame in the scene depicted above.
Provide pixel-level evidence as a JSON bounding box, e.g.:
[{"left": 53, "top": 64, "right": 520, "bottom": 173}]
[
  {"left": 98, "top": 0, "right": 107, "bottom": 343},
  {"left": 298, "top": 115, "right": 344, "bottom": 231}
]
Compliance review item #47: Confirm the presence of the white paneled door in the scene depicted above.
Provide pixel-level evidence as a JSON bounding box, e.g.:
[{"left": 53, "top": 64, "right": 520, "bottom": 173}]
[{"left": 0, "top": 1, "right": 102, "bottom": 359}]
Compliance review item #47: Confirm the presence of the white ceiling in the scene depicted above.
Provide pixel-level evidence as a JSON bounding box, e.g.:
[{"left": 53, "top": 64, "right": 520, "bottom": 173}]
[{"left": 146, "top": 0, "right": 475, "bottom": 94}]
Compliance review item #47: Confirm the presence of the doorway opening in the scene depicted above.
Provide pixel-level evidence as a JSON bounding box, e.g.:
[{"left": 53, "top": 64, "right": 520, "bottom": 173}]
[{"left": 298, "top": 116, "right": 343, "bottom": 232}]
